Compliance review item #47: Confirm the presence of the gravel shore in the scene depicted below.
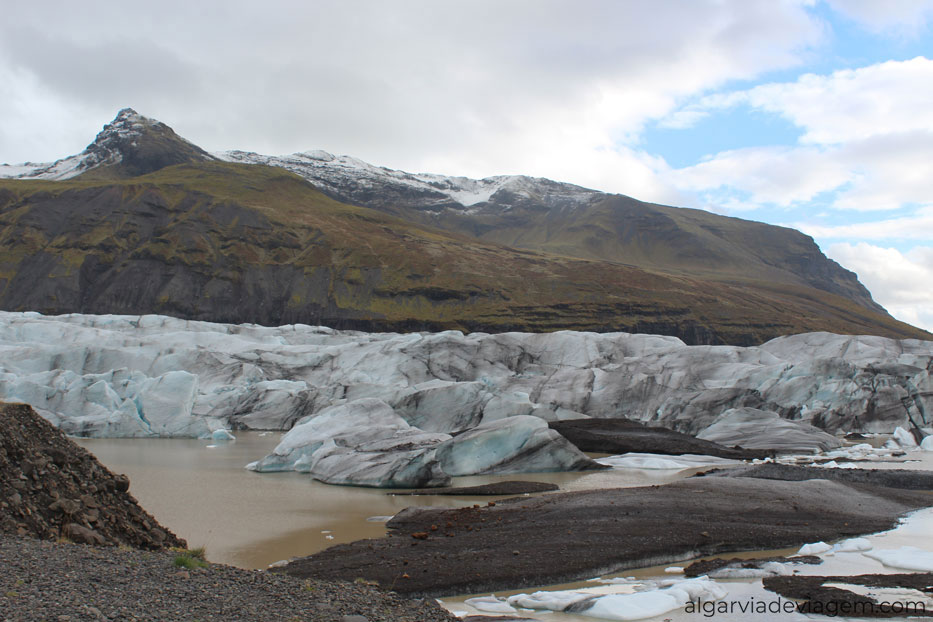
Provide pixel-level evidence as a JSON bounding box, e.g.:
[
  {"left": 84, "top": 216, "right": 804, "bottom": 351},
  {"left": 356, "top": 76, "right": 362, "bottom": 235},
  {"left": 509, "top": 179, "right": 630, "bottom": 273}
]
[{"left": 0, "top": 535, "right": 457, "bottom": 622}]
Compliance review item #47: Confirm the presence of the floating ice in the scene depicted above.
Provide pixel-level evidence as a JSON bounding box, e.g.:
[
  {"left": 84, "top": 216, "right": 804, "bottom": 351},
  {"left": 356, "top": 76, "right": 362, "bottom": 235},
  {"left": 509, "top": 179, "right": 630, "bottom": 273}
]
[
  {"left": 209, "top": 429, "right": 236, "bottom": 441},
  {"left": 834, "top": 537, "right": 872, "bottom": 552},
  {"left": 463, "top": 596, "right": 517, "bottom": 614},
  {"left": 797, "top": 541, "right": 833, "bottom": 556},
  {"left": 863, "top": 546, "right": 933, "bottom": 571},
  {"left": 434, "top": 415, "right": 599, "bottom": 476},
  {"left": 892, "top": 426, "right": 918, "bottom": 448},
  {"left": 706, "top": 561, "right": 791, "bottom": 578},
  {"left": 698, "top": 407, "right": 841, "bottom": 453},
  {"left": 509, "top": 577, "right": 727, "bottom": 621},
  {"left": 597, "top": 453, "right": 740, "bottom": 470}
]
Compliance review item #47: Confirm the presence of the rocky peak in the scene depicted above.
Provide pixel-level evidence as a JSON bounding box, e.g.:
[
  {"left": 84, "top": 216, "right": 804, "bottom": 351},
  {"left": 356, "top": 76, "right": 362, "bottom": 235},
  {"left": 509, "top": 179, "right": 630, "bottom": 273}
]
[{"left": 1, "top": 108, "right": 215, "bottom": 181}]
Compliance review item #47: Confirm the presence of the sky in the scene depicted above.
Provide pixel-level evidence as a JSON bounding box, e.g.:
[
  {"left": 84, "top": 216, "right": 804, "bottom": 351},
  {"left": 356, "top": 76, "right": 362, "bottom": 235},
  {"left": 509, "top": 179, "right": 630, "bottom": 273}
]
[{"left": 1, "top": 0, "right": 931, "bottom": 332}]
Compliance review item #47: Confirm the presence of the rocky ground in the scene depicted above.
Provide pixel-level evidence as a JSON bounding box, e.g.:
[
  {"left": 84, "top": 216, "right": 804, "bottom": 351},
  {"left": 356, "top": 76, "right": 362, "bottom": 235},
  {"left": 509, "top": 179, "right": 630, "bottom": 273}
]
[
  {"left": 280, "top": 468, "right": 933, "bottom": 597},
  {"left": 0, "top": 402, "right": 185, "bottom": 549},
  {"left": 0, "top": 402, "right": 457, "bottom": 622},
  {"left": 763, "top": 573, "right": 933, "bottom": 619},
  {"left": 0, "top": 535, "right": 456, "bottom": 622}
]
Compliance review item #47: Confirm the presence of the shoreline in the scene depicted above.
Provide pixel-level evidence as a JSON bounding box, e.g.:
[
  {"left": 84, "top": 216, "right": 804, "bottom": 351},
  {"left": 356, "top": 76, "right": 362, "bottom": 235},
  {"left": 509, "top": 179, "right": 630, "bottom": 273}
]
[{"left": 279, "top": 466, "right": 933, "bottom": 598}]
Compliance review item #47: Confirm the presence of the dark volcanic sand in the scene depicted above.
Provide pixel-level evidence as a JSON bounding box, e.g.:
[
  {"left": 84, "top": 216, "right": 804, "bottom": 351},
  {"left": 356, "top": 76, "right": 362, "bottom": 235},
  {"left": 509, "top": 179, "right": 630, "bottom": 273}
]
[
  {"left": 0, "top": 535, "right": 457, "bottom": 622},
  {"left": 763, "top": 573, "right": 933, "bottom": 619},
  {"left": 279, "top": 473, "right": 933, "bottom": 597},
  {"left": 390, "top": 481, "right": 559, "bottom": 496},
  {"left": 706, "top": 463, "right": 933, "bottom": 490},
  {"left": 549, "top": 418, "right": 772, "bottom": 459}
]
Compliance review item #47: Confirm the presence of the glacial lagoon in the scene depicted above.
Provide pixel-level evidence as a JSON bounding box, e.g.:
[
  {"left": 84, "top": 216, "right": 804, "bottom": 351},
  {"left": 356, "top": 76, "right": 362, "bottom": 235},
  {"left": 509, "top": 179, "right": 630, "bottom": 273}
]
[{"left": 76, "top": 434, "right": 933, "bottom": 622}]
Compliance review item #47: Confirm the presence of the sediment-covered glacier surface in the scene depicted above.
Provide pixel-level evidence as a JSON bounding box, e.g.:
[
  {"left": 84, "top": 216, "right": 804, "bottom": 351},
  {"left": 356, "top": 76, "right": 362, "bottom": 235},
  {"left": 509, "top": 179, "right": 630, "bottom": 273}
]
[{"left": 1, "top": 312, "right": 931, "bottom": 485}]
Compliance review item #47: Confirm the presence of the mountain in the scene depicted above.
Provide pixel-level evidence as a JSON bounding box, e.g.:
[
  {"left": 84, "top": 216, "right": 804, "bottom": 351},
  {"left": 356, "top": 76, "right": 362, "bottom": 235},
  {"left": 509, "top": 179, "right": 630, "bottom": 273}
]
[
  {"left": 220, "top": 149, "right": 882, "bottom": 314},
  {"left": 1, "top": 108, "right": 215, "bottom": 180},
  {"left": 0, "top": 109, "right": 927, "bottom": 345}
]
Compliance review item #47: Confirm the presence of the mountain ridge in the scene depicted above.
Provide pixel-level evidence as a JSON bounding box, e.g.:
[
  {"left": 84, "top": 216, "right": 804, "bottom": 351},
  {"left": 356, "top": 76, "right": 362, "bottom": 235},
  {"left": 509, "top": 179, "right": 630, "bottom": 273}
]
[{"left": 0, "top": 109, "right": 926, "bottom": 345}]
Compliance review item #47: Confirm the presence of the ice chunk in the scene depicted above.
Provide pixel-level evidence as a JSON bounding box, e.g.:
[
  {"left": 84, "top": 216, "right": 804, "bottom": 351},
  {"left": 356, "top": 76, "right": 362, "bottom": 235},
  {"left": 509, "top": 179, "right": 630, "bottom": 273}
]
[
  {"left": 508, "top": 589, "right": 595, "bottom": 611},
  {"left": 797, "top": 541, "right": 832, "bottom": 555},
  {"left": 210, "top": 429, "right": 236, "bottom": 441},
  {"left": 863, "top": 546, "right": 933, "bottom": 571},
  {"left": 834, "top": 537, "right": 872, "bottom": 552},
  {"left": 707, "top": 561, "right": 791, "bottom": 578},
  {"left": 463, "top": 596, "right": 517, "bottom": 614},
  {"left": 597, "top": 453, "right": 740, "bottom": 470},
  {"left": 698, "top": 407, "right": 841, "bottom": 453},
  {"left": 435, "top": 415, "right": 600, "bottom": 476},
  {"left": 892, "top": 426, "right": 918, "bottom": 448},
  {"left": 922, "top": 436, "right": 933, "bottom": 451},
  {"left": 510, "top": 577, "right": 726, "bottom": 621}
]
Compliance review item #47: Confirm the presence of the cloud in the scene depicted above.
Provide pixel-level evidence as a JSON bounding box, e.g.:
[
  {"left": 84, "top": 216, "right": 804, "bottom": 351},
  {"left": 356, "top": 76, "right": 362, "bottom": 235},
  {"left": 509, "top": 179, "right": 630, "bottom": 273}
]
[
  {"left": 798, "top": 206, "right": 933, "bottom": 240},
  {"left": 736, "top": 57, "right": 933, "bottom": 145},
  {"left": 664, "top": 58, "right": 933, "bottom": 211},
  {"left": 668, "top": 145, "right": 852, "bottom": 207},
  {"left": 0, "top": 0, "right": 824, "bottom": 193},
  {"left": 826, "top": 243, "right": 933, "bottom": 332},
  {"left": 827, "top": 0, "right": 933, "bottom": 33}
]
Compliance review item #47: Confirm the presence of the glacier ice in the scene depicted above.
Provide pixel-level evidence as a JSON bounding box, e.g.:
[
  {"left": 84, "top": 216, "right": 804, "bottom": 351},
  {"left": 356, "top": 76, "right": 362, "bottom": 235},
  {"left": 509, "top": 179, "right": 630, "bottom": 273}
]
[
  {"left": 863, "top": 546, "right": 933, "bottom": 571},
  {"left": 434, "top": 415, "right": 600, "bottom": 475},
  {"left": 797, "top": 541, "right": 833, "bottom": 556},
  {"left": 507, "top": 577, "right": 727, "bottom": 621},
  {"left": 697, "top": 407, "right": 842, "bottom": 453},
  {"left": 1, "top": 311, "right": 932, "bottom": 486}
]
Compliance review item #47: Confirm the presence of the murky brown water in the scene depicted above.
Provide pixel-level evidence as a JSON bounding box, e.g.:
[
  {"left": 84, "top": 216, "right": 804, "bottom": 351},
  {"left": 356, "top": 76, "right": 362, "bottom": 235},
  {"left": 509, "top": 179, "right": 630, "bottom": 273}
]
[
  {"left": 74, "top": 432, "right": 693, "bottom": 569},
  {"left": 75, "top": 435, "right": 933, "bottom": 621}
]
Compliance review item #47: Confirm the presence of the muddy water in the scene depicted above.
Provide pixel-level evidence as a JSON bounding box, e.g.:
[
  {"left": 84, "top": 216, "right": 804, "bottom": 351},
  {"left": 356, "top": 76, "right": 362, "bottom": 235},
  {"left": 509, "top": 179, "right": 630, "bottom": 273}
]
[
  {"left": 74, "top": 432, "right": 694, "bottom": 569},
  {"left": 76, "top": 434, "right": 933, "bottom": 622}
]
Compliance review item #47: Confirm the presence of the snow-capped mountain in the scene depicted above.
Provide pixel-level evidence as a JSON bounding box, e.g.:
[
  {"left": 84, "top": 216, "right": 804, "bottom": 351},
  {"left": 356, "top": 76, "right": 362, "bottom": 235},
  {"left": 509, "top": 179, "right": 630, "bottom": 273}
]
[
  {"left": 0, "top": 107, "right": 917, "bottom": 343},
  {"left": 0, "top": 108, "right": 214, "bottom": 180},
  {"left": 2, "top": 111, "right": 598, "bottom": 213},
  {"left": 219, "top": 149, "right": 600, "bottom": 213}
]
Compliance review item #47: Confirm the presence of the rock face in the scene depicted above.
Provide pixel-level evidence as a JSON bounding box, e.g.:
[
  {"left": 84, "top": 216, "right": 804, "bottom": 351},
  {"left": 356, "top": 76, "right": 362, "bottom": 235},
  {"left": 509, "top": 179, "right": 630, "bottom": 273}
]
[
  {"left": 219, "top": 150, "right": 883, "bottom": 316},
  {"left": 0, "top": 401, "right": 185, "bottom": 549},
  {"left": 0, "top": 108, "right": 214, "bottom": 180}
]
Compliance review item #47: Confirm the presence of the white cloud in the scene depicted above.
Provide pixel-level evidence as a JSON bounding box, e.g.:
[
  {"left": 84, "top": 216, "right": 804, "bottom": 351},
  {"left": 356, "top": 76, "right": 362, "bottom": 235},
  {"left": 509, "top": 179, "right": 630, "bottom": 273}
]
[
  {"left": 0, "top": 0, "right": 823, "bottom": 191},
  {"left": 739, "top": 57, "right": 933, "bottom": 145},
  {"left": 827, "top": 243, "right": 933, "bottom": 332},
  {"left": 664, "top": 58, "right": 933, "bottom": 211},
  {"left": 668, "top": 145, "right": 852, "bottom": 207},
  {"left": 798, "top": 206, "right": 933, "bottom": 239},
  {"left": 827, "top": 0, "right": 933, "bottom": 33}
]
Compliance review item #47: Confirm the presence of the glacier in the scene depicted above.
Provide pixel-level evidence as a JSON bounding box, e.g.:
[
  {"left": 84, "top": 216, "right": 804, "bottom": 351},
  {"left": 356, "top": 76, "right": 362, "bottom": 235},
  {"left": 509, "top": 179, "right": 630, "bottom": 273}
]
[{"left": 1, "top": 311, "right": 931, "bottom": 486}]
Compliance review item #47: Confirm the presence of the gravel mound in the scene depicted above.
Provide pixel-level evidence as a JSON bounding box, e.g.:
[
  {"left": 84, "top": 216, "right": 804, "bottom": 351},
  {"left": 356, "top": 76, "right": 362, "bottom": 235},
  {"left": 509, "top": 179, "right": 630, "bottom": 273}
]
[
  {"left": 0, "top": 402, "right": 184, "bottom": 549},
  {"left": 0, "top": 535, "right": 457, "bottom": 622}
]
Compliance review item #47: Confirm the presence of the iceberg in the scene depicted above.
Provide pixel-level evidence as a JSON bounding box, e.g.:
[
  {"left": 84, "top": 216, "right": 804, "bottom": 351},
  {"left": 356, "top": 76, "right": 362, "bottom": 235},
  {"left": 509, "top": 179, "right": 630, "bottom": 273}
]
[{"left": 434, "top": 415, "right": 601, "bottom": 476}]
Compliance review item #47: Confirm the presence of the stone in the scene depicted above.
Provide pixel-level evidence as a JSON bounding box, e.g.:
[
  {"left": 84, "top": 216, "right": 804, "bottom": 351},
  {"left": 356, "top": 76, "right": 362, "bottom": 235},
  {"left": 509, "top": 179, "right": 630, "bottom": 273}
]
[{"left": 62, "top": 523, "right": 106, "bottom": 545}]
